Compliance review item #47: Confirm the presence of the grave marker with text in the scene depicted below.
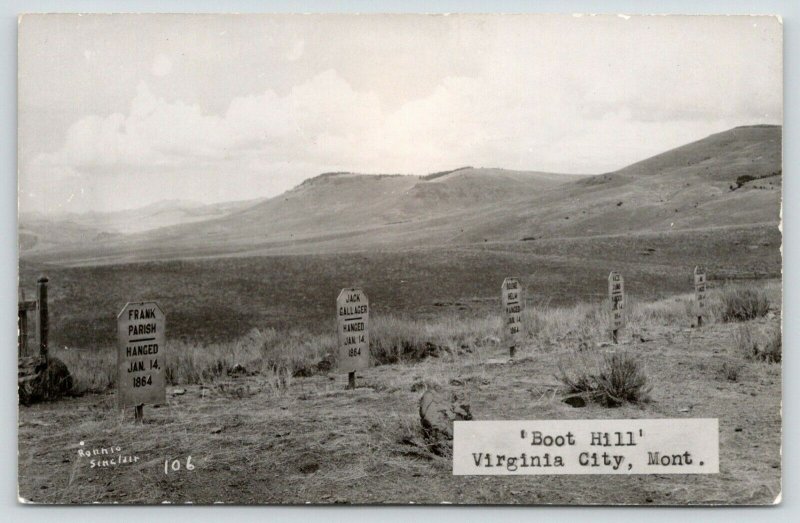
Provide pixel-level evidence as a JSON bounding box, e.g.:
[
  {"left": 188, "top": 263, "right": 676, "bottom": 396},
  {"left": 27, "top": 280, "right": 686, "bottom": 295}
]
[
  {"left": 608, "top": 271, "right": 625, "bottom": 343},
  {"left": 501, "top": 277, "right": 524, "bottom": 357},
  {"left": 337, "top": 288, "right": 370, "bottom": 378},
  {"left": 117, "top": 301, "right": 166, "bottom": 411}
]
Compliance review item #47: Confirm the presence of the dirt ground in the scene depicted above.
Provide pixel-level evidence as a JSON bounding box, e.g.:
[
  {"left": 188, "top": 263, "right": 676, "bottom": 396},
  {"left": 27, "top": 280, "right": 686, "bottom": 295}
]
[{"left": 18, "top": 314, "right": 781, "bottom": 505}]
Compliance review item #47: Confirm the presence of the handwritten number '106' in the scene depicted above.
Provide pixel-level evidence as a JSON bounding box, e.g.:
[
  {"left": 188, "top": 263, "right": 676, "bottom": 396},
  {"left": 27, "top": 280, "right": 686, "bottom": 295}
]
[{"left": 164, "top": 456, "right": 194, "bottom": 474}]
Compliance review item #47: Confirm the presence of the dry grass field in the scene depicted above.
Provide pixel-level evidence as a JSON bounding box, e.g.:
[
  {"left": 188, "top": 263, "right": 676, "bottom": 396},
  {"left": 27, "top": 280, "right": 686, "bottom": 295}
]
[
  {"left": 18, "top": 280, "right": 781, "bottom": 504},
  {"left": 18, "top": 223, "right": 780, "bottom": 351}
]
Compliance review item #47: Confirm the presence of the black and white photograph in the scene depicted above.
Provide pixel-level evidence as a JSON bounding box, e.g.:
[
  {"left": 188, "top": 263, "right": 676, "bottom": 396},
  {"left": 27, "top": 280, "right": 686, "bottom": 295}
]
[{"left": 16, "top": 12, "right": 782, "bottom": 505}]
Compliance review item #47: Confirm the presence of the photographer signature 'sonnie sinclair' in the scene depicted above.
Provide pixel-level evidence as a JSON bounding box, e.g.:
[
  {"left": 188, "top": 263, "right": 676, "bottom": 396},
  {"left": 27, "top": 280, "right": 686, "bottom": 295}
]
[{"left": 77, "top": 441, "right": 140, "bottom": 469}]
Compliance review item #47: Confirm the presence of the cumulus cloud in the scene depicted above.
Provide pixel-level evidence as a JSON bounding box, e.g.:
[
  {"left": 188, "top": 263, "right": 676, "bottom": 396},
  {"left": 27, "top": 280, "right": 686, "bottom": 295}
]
[{"left": 19, "top": 15, "right": 782, "bottom": 214}]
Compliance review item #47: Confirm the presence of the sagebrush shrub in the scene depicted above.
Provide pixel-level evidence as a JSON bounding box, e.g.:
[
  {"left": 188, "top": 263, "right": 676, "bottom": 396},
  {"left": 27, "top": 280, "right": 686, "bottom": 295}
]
[
  {"left": 557, "top": 351, "right": 650, "bottom": 407},
  {"left": 719, "top": 287, "right": 770, "bottom": 322},
  {"left": 734, "top": 323, "right": 781, "bottom": 363}
]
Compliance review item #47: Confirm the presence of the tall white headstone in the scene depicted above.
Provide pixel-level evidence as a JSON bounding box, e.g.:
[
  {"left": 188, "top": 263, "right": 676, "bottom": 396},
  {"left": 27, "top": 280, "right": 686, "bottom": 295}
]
[
  {"left": 117, "top": 301, "right": 166, "bottom": 409},
  {"left": 337, "top": 288, "right": 370, "bottom": 373}
]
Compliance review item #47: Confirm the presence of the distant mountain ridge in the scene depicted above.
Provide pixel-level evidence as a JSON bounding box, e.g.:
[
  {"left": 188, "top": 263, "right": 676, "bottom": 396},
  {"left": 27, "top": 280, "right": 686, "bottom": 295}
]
[{"left": 19, "top": 125, "right": 782, "bottom": 264}]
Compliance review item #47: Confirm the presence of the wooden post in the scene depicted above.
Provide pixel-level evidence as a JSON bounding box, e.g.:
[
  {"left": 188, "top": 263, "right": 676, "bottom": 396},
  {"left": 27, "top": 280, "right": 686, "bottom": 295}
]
[
  {"left": 37, "top": 277, "right": 49, "bottom": 363},
  {"left": 18, "top": 309, "right": 28, "bottom": 355},
  {"left": 694, "top": 266, "right": 706, "bottom": 328},
  {"left": 509, "top": 345, "right": 516, "bottom": 358},
  {"left": 135, "top": 404, "right": 144, "bottom": 423},
  {"left": 348, "top": 371, "right": 356, "bottom": 390},
  {"left": 608, "top": 271, "right": 624, "bottom": 344}
]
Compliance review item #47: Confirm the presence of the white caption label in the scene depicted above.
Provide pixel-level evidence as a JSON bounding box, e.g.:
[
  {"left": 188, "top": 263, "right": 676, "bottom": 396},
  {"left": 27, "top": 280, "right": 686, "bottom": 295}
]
[{"left": 453, "top": 419, "right": 718, "bottom": 475}]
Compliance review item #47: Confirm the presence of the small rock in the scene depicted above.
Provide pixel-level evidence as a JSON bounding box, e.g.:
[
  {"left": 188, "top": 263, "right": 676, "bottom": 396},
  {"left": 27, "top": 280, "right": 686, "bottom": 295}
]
[
  {"left": 298, "top": 462, "right": 320, "bottom": 474},
  {"left": 679, "top": 407, "right": 690, "bottom": 413},
  {"left": 735, "top": 427, "right": 743, "bottom": 432},
  {"left": 419, "top": 391, "right": 472, "bottom": 454},
  {"left": 563, "top": 395, "right": 586, "bottom": 408},
  {"left": 172, "top": 388, "right": 187, "bottom": 396},
  {"left": 228, "top": 363, "right": 248, "bottom": 376},
  {"left": 210, "top": 426, "right": 224, "bottom": 434}
]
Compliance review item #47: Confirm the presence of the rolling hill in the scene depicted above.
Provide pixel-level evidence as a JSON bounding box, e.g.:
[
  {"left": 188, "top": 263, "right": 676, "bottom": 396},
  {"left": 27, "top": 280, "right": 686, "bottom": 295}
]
[{"left": 19, "top": 125, "right": 781, "bottom": 265}]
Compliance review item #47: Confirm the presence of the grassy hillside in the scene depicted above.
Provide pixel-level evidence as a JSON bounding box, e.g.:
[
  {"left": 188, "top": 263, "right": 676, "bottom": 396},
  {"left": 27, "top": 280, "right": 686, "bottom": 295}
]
[
  {"left": 18, "top": 198, "right": 265, "bottom": 254},
  {"left": 19, "top": 125, "right": 781, "bottom": 265}
]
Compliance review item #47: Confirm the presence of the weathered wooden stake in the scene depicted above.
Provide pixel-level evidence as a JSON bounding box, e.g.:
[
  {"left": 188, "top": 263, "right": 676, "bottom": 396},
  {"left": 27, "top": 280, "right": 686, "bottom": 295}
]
[
  {"left": 37, "top": 277, "right": 49, "bottom": 363},
  {"left": 18, "top": 309, "right": 28, "bottom": 354},
  {"left": 135, "top": 404, "right": 144, "bottom": 423},
  {"left": 509, "top": 345, "right": 516, "bottom": 358},
  {"left": 694, "top": 266, "right": 707, "bottom": 328},
  {"left": 348, "top": 371, "right": 356, "bottom": 390},
  {"left": 608, "top": 271, "right": 624, "bottom": 344}
]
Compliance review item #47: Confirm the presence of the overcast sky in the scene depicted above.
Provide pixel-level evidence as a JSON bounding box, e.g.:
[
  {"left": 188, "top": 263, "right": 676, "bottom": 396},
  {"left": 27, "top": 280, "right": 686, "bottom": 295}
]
[{"left": 18, "top": 14, "right": 782, "bottom": 214}]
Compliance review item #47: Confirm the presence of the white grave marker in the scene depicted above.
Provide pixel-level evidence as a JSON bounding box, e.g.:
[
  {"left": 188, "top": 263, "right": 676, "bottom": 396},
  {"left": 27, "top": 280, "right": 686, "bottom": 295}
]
[
  {"left": 501, "top": 277, "right": 524, "bottom": 356},
  {"left": 337, "top": 288, "right": 370, "bottom": 375},
  {"left": 117, "top": 302, "right": 166, "bottom": 410},
  {"left": 608, "top": 271, "right": 625, "bottom": 342}
]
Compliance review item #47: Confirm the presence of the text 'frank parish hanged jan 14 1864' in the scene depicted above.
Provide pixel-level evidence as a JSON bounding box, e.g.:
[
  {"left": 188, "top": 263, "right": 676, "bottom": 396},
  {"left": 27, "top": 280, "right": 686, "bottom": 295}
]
[{"left": 117, "top": 302, "right": 166, "bottom": 409}]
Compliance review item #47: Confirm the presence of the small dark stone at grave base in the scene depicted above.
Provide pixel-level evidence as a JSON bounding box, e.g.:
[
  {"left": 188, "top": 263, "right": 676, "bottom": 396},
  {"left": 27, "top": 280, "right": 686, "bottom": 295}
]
[
  {"left": 299, "top": 462, "right": 320, "bottom": 474},
  {"left": 563, "top": 395, "right": 586, "bottom": 408},
  {"left": 40, "top": 485, "right": 47, "bottom": 490},
  {"left": 646, "top": 498, "right": 653, "bottom": 503},
  {"left": 750, "top": 392, "right": 757, "bottom": 397},
  {"left": 735, "top": 427, "right": 743, "bottom": 432},
  {"left": 62, "top": 458, "right": 70, "bottom": 463}
]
